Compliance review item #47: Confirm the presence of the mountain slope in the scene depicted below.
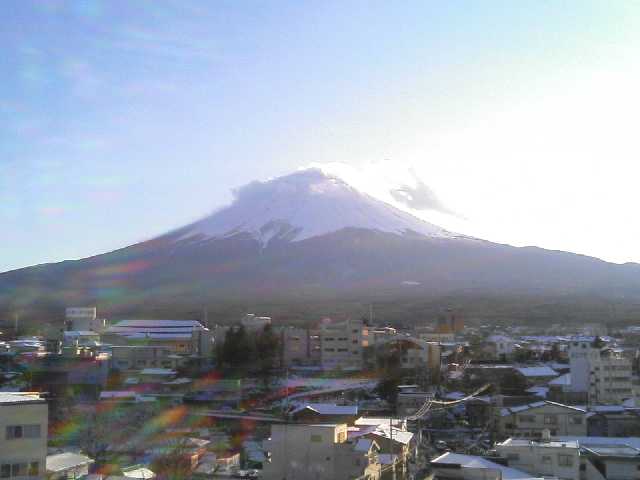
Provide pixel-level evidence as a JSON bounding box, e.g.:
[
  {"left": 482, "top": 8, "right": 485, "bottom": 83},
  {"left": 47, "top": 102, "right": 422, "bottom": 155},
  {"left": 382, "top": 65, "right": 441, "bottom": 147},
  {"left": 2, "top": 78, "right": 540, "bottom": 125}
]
[{"left": 1, "top": 168, "right": 640, "bottom": 323}]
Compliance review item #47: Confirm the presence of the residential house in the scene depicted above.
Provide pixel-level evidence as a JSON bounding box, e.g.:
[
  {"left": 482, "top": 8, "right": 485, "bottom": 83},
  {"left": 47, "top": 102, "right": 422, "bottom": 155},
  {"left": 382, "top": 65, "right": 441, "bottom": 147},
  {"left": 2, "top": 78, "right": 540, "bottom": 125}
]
[
  {"left": 497, "top": 401, "right": 588, "bottom": 439},
  {"left": 46, "top": 452, "right": 94, "bottom": 480}
]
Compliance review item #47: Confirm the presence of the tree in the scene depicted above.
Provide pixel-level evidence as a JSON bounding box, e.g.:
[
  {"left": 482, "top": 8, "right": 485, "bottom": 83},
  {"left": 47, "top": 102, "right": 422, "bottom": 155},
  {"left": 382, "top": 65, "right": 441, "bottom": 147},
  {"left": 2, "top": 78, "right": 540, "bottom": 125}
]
[
  {"left": 255, "top": 324, "right": 280, "bottom": 374},
  {"left": 375, "top": 376, "right": 401, "bottom": 409},
  {"left": 151, "top": 439, "right": 193, "bottom": 480}
]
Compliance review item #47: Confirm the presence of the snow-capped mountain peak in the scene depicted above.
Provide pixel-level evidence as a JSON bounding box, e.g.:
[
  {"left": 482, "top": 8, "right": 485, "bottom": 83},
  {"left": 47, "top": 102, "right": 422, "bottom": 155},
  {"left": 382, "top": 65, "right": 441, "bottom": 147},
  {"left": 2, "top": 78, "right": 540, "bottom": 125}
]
[{"left": 174, "top": 168, "right": 456, "bottom": 245}]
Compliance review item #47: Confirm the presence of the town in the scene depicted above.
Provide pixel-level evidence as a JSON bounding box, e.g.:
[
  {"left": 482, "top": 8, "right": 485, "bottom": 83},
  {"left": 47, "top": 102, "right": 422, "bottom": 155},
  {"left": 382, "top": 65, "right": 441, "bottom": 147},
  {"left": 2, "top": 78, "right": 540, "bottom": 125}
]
[{"left": 2, "top": 307, "right": 640, "bottom": 480}]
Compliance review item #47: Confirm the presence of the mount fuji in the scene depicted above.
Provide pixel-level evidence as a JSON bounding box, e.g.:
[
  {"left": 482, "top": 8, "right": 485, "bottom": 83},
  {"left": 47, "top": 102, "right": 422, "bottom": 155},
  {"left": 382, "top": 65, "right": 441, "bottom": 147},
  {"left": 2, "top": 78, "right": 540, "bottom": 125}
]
[{"left": 2, "top": 168, "right": 640, "bottom": 322}]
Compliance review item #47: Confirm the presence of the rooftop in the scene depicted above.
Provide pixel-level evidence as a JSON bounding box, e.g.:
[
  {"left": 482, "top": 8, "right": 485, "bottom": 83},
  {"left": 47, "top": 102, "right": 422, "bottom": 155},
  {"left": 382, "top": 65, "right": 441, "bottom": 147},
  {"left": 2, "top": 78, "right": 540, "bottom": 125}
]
[
  {"left": 46, "top": 453, "right": 94, "bottom": 473},
  {"left": 0, "top": 392, "right": 45, "bottom": 405},
  {"left": 431, "top": 452, "right": 541, "bottom": 480}
]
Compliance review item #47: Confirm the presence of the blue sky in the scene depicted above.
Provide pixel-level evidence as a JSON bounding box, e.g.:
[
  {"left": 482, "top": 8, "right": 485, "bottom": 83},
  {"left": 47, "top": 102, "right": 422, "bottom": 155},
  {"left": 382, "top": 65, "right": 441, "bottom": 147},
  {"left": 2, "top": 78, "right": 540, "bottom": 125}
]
[{"left": 2, "top": 0, "right": 640, "bottom": 272}]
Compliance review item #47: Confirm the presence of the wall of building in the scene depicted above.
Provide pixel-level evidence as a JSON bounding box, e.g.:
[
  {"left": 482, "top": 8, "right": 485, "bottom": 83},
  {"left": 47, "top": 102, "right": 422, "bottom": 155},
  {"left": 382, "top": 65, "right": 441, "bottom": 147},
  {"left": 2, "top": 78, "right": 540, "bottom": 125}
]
[{"left": 0, "top": 399, "right": 48, "bottom": 480}]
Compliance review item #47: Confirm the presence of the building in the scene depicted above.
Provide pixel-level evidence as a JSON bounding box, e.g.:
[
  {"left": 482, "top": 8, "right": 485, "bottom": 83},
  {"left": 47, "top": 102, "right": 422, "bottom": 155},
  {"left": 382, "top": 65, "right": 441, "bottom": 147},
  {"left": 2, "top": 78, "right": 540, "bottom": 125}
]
[
  {"left": 240, "top": 314, "right": 271, "bottom": 331},
  {"left": 484, "top": 335, "right": 518, "bottom": 361},
  {"left": 102, "top": 320, "right": 213, "bottom": 357},
  {"left": 430, "top": 452, "right": 541, "bottom": 480},
  {"left": 262, "top": 423, "right": 381, "bottom": 480},
  {"left": 289, "top": 403, "right": 359, "bottom": 424},
  {"left": 278, "top": 327, "right": 314, "bottom": 367},
  {"left": 569, "top": 337, "right": 633, "bottom": 405},
  {"left": 65, "top": 307, "right": 106, "bottom": 333},
  {"left": 496, "top": 438, "right": 583, "bottom": 480},
  {"left": 374, "top": 336, "right": 441, "bottom": 381},
  {"left": 320, "top": 319, "right": 367, "bottom": 370},
  {"left": 46, "top": 452, "right": 94, "bottom": 480},
  {"left": 110, "top": 345, "right": 186, "bottom": 372},
  {"left": 0, "top": 393, "right": 48, "bottom": 479},
  {"left": 496, "top": 437, "right": 640, "bottom": 480},
  {"left": 497, "top": 401, "right": 588, "bottom": 438}
]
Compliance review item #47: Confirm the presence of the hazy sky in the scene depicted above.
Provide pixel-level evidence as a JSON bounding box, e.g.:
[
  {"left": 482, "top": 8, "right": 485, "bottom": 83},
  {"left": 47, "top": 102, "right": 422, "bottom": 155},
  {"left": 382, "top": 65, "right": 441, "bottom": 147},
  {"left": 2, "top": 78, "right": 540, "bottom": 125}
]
[{"left": 2, "top": 0, "right": 640, "bottom": 273}]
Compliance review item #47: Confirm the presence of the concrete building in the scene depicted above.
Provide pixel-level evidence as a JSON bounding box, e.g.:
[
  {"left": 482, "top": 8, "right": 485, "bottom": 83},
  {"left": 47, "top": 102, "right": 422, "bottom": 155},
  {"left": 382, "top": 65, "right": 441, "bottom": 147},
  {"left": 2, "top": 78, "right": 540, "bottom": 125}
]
[
  {"left": 430, "top": 452, "right": 540, "bottom": 480},
  {"left": 110, "top": 345, "right": 186, "bottom": 372},
  {"left": 65, "top": 307, "right": 106, "bottom": 333},
  {"left": 278, "top": 327, "right": 316, "bottom": 367},
  {"left": 0, "top": 393, "right": 48, "bottom": 480},
  {"left": 320, "top": 319, "right": 367, "bottom": 370},
  {"left": 497, "top": 401, "right": 588, "bottom": 438},
  {"left": 497, "top": 437, "right": 640, "bottom": 480},
  {"left": 102, "top": 320, "right": 213, "bottom": 357},
  {"left": 496, "top": 438, "right": 583, "bottom": 480},
  {"left": 569, "top": 337, "right": 633, "bottom": 405},
  {"left": 262, "top": 423, "right": 381, "bottom": 480}
]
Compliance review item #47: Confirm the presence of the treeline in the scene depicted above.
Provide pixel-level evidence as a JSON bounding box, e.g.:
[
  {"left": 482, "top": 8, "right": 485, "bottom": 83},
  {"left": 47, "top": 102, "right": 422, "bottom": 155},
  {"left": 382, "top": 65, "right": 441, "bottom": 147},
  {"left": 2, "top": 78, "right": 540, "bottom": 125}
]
[{"left": 216, "top": 324, "right": 280, "bottom": 373}]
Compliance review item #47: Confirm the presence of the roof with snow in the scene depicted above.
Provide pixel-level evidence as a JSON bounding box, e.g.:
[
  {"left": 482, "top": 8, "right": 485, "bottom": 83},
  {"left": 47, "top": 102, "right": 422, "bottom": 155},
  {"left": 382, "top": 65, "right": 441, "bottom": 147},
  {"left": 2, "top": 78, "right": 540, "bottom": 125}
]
[
  {"left": 0, "top": 392, "right": 45, "bottom": 405},
  {"left": 549, "top": 372, "right": 571, "bottom": 386},
  {"left": 290, "top": 403, "right": 358, "bottom": 416},
  {"left": 500, "top": 401, "right": 586, "bottom": 417},
  {"left": 516, "top": 366, "right": 557, "bottom": 377},
  {"left": 431, "top": 452, "right": 541, "bottom": 479},
  {"left": 47, "top": 453, "right": 94, "bottom": 473}
]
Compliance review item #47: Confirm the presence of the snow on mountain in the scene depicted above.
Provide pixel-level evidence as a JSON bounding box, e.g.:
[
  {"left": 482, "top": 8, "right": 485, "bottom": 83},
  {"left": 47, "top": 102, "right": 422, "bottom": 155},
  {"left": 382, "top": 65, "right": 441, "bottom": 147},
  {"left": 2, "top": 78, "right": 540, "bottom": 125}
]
[{"left": 174, "top": 168, "right": 457, "bottom": 245}]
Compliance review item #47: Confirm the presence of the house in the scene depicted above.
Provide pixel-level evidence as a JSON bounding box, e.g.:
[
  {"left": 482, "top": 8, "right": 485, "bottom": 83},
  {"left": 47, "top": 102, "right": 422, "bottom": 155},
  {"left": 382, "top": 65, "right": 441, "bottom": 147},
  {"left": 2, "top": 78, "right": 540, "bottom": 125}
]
[
  {"left": 515, "top": 366, "right": 558, "bottom": 386},
  {"left": 0, "top": 393, "right": 48, "bottom": 479},
  {"left": 262, "top": 423, "right": 381, "bottom": 480},
  {"left": 485, "top": 335, "right": 518, "bottom": 361},
  {"left": 497, "top": 401, "right": 588, "bottom": 438},
  {"left": 46, "top": 452, "right": 94, "bottom": 480},
  {"left": 289, "top": 403, "right": 359, "bottom": 424}
]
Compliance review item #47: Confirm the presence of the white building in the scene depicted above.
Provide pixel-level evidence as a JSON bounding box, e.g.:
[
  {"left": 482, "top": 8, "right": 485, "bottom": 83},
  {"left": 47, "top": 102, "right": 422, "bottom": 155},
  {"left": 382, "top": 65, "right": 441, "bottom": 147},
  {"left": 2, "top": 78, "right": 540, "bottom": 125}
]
[
  {"left": 0, "top": 393, "right": 48, "bottom": 480},
  {"left": 65, "top": 307, "right": 106, "bottom": 333},
  {"left": 430, "top": 452, "right": 541, "bottom": 480},
  {"left": 320, "top": 319, "right": 367, "bottom": 370},
  {"left": 496, "top": 437, "right": 640, "bottom": 480},
  {"left": 262, "top": 423, "right": 381, "bottom": 480},
  {"left": 568, "top": 337, "right": 633, "bottom": 404},
  {"left": 102, "top": 319, "right": 213, "bottom": 357}
]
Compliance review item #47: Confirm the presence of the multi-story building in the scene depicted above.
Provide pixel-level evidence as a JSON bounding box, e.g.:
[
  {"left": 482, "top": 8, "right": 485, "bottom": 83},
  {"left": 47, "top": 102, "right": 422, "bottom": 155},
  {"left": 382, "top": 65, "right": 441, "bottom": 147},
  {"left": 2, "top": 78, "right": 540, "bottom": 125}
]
[
  {"left": 262, "top": 423, "right": 381, "bottom": 480},
  {"left": 0, "top": 393, "right": 48, "bottom": 480},
  {"left": 65, "top": 307, "right": 106, "bottom": 333},
  {"left": 569, "top": 337, "right": 633, "bottom": 405},
  {"left": 240, "top": 314, "right": 272, "bottom": 332},
  {"left": 320, "top": 319, "right": 367, "bottom": 370}
]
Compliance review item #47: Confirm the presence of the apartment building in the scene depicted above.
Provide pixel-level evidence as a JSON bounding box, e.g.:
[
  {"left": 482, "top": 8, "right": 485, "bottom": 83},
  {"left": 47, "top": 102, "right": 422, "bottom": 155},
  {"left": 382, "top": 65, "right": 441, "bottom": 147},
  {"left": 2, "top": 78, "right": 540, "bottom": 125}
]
[
  {"left": 569, "top": 337, "right": 633, "bottom": 404},
  {"left": 497, "top": 401, "right": 588, "bottom": 438},
  {"left": 0, "top": 393, "right": 48, "bottom": 480},
  {"left": 262, "top": 423, "right": 381, "bottom": 480},
  {"left": 496, "top": 437, "right": 640, "bottom": 480},
  {"left": 65, "top": 307, "right": 106, "bottom": 333},
  {"left": 320, "top": 319, "right": 367, "bottom": 370},
  {"left": 496, "top": 438, "right": 582, "bottom": 480}
]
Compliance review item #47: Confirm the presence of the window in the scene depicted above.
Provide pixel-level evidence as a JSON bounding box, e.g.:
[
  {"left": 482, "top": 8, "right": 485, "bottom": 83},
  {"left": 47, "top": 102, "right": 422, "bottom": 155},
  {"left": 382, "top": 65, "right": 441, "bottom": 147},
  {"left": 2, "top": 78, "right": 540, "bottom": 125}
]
[
  {"left": 1, "top": 465, "right": 10, "bottom": 479},
  {"left": 310, "top": 434, "right": 322, "bottom": 443},
  {"left": 519, "top": 415, "right": 535, "bottom": 423},
  {"left": 24, "top": 425, "right": 41, "bottom": 438},
  {"left": 558, "top": 454, "right": 573, "bottom": 467},
  {"left": 6, "top": 425, "right": 22, "bottom": 439},
  {"left": 570, "top": 416, "right": 582, "bottom": 425},
  {"left": 543, "top": 415, "right": 558, "bottom": 425},
  {"left": 28, "top": 462, "right": 39, "bottom": 476},
  {"left": 541, "top": 455, "right": 552, "bottom": 464},
  {"left": 11, "top": 464, "right": 27, "bottom": 477}
]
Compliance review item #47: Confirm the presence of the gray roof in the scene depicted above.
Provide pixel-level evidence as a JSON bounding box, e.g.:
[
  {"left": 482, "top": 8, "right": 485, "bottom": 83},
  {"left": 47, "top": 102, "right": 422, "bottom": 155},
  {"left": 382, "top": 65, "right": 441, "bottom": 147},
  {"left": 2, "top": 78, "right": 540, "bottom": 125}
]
[{"left": 47, "top": 453, "right": 94, "bottom": 473}]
